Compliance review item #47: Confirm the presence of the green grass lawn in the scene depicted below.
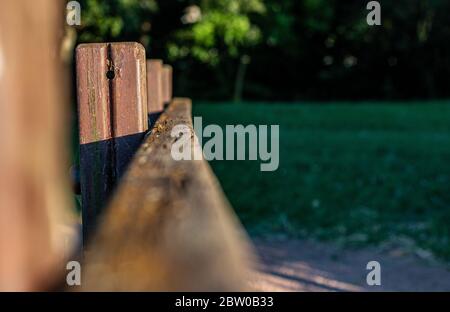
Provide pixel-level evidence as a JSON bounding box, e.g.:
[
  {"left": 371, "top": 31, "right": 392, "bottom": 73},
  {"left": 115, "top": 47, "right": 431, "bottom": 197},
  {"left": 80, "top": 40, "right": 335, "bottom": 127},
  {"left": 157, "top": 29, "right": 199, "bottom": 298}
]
[{"left": 193, "top": 101, "right": 450, "bottom": 260}]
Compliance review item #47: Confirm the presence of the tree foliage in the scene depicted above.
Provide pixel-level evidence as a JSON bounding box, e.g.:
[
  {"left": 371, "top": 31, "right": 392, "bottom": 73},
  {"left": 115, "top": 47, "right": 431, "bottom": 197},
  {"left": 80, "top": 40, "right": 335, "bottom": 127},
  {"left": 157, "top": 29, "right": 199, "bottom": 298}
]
[
  {"left": 76, "top": 0, "right": 450, "bottom": 101},
  {"left": 168, "top": 0, "right": 264, "bottom": 65}
]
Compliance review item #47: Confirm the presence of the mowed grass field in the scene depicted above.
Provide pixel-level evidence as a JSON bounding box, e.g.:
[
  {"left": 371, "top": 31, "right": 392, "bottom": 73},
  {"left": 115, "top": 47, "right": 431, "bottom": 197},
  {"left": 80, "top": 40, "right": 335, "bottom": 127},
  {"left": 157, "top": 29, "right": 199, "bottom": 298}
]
[{"left": 192, "top": 101, "right": 450, "bottom": 261}]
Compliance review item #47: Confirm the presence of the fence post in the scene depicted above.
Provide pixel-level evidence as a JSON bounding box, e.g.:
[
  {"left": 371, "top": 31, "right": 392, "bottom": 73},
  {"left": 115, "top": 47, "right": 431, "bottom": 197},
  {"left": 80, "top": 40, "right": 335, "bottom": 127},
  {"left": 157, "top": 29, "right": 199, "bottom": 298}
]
[
  {"left": 146, "top": 59, "right": 164, "bottom": 126},
  {"left": 76, "top": 42, "right": 148, "bottom": 242},
  {"left": 162, "top": 64, "right": 173, "bottom": 107}
]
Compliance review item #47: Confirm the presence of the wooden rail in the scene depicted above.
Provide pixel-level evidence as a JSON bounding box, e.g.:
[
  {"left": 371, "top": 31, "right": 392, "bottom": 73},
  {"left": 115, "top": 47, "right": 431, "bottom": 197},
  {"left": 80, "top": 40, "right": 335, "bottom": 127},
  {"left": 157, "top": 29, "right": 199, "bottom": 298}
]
[{"left": 76, "top": 43, "right": 254, "bottom": 291}]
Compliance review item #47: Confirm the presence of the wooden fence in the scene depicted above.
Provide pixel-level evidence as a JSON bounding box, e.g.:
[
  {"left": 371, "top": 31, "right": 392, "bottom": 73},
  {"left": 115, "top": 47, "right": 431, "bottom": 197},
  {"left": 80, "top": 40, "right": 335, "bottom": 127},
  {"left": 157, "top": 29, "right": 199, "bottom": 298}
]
[
  {"left": 0, "top": 1, "right": 253, "bottom": 290},
  {"left": 75, "top": 43, "right": 254, "bottom": 291}
]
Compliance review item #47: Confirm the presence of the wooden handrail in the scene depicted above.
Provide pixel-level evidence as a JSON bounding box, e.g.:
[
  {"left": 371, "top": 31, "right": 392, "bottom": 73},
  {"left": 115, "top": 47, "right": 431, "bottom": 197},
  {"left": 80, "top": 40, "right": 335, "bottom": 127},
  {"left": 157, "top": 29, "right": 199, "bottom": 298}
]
[{"left": 81, "top": 98, "right": 254, "bottom": 291}]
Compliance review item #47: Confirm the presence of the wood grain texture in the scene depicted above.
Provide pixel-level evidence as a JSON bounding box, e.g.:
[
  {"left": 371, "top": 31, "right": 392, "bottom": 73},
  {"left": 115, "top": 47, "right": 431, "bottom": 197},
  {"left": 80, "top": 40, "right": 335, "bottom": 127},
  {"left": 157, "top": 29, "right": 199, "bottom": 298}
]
[
  {"left": 76, "top": 42, "right": 148, "bottom": 143},
  {"left": 82, "top": 98, "right": 254, "bottom": 291},
  {"left": 109, "top": 43, "right": 148, "bottom": 137},
  {"left": 76, "top": 43, "right": 111, "bottom": 144}
]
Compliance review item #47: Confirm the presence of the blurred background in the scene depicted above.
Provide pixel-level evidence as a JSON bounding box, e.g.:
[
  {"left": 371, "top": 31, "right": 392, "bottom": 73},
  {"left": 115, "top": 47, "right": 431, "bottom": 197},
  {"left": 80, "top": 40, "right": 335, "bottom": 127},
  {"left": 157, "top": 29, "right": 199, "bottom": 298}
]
[
  {"left": 72, "top": 0, "right": 450, "bottom": 269},
  {"left": 76, "top": 0, "right": 450, "bottom": 101}
]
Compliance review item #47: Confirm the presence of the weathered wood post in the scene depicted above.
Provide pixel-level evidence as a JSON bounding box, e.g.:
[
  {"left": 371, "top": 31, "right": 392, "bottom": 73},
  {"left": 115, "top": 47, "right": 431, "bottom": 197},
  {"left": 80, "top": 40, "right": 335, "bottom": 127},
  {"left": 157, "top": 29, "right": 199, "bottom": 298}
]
[
  {"left": 146, "top": 59, "right": 164, "bottom": 126},
  {"left": 162, "top": 64, "right": 173, "bottom": 107},
  {"left": 76, "top": 42, "right": 148, "bottom": 242}
]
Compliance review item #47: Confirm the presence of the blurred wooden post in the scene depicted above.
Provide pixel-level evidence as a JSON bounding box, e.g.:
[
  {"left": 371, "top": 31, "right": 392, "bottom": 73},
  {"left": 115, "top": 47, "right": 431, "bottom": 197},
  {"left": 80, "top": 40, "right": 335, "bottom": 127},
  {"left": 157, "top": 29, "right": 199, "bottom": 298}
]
[
  {"left": 0, "top": 0, "right": 75, "bottom": 290},
  {"left": 76, "top": 42, "right": 148, "bottom": 242},
  {"left": 162, "top": 64, "right": 173, "bottom": 107},
  {"left": 147, "top": 59, "right": 164, "bottom": 126}
]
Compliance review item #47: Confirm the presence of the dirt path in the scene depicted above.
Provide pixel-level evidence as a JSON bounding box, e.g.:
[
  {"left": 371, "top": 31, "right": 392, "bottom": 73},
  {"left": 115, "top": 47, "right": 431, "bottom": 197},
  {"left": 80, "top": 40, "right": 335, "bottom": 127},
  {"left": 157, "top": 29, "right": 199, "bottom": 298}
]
[{"left": 249, "top": 237, "right": 450, "bottom": 292}]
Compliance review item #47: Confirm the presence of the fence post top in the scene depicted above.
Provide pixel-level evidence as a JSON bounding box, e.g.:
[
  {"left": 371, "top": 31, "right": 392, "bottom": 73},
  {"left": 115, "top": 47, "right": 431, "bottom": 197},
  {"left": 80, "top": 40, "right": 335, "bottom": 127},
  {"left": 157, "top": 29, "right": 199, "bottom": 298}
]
[
  {"left": 147, "top": 59, "right": 164, "bottom": 66},
  {"left": 76, "top": 42, "right": 146, "bottom": 53}
]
